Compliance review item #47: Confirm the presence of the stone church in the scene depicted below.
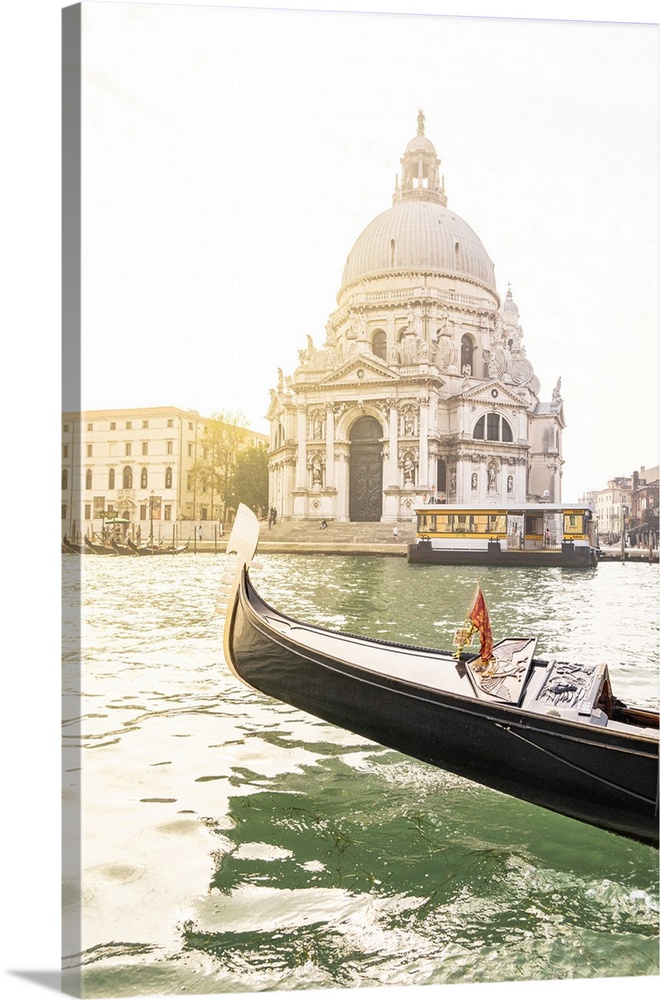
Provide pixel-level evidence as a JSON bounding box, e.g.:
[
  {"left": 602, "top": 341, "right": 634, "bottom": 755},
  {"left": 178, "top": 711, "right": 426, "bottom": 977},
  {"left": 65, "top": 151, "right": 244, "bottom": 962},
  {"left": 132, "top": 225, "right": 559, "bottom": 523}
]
[{"left": 267, "top": 113, "right": 565, "bottom": 522}]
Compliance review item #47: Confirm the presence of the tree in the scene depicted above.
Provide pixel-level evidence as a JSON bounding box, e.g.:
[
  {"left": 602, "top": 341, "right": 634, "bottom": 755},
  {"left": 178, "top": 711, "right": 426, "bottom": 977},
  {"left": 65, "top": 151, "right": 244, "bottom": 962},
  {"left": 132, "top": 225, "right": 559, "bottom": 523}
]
[
  {"left": 191, "top": 410, "right": 248, "bottom": 522},
  {"left": 225, "top": 444, "right": 269, "bottom": 517}
]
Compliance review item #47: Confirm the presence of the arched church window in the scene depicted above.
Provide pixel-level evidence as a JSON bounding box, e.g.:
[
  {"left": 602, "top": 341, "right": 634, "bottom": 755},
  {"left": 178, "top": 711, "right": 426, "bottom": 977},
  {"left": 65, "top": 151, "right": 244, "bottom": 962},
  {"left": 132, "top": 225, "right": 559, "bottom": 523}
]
[
  {"left": 141, "top": 467, "right": 148, "bottom": 489},
  {"left": 473, "top": 414, "right": 514, "bottom": 442},
  {"left": 123, "top": 466, "right": 133, "bottom": 489},
  {"left": 165, "top": 466, "right": 173, "bottom": 489},
  {"left": 372, "top": 330, "right": 387, "bottom": 360},
  {"left": 461, "top": 335, "right": 474, "bottom": 373},
  {"left": 85, "top": 469, "right": 92, "bottom": 490},
  {"left": 108, "top": 468, "right": 115, "bottom": 489}
]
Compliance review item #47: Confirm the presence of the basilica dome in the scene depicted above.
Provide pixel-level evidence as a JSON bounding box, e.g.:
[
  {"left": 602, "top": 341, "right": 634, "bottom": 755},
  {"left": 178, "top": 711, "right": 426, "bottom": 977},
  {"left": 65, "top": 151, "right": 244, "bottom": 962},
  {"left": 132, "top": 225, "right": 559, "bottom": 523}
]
[
  {"left": 339, "top": 114, "right": 497, "bottom": 296},
  {"left": 340, "top": 198, "right": 497, "bottom": 292}
]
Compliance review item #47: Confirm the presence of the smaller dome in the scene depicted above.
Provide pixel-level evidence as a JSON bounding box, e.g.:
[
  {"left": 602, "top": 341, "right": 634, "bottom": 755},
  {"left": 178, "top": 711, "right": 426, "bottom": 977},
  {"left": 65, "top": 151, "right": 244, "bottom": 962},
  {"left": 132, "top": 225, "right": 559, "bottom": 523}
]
[
  {"left": 501, "top": 287, "right": 519, "bottom": 320},
  {"left": 404, "top": 134, "right": 437, "bottom": 156}
]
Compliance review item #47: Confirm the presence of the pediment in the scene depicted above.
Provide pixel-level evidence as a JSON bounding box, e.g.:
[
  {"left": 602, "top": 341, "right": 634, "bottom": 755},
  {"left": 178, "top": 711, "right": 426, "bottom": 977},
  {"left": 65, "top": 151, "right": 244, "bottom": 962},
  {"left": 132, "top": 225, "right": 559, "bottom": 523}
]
[
  {"left": 461, "top": 379, "right": 525, "bottom": 407},
  {"left": 265, "top": 390, "right": 287, "bottom": 421},
  {"left": 317, "top": 354, "right": 399, "bottom": 387}
]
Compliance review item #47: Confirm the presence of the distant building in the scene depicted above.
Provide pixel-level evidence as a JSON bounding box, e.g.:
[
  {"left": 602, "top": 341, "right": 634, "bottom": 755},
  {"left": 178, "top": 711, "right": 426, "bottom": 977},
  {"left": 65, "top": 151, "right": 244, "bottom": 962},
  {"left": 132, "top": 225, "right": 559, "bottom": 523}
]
[
  {"left": 61, "top": 406, "right": 267, "bottom": 541},
  {"left": 267, "top": 114, "right": 565, "bottom": 522},
  {"left": 629, "top": 465, "right": 659, "bottom": 549},
  {"left": 595, "top": 477, "right": 632, "bottom": 545}
]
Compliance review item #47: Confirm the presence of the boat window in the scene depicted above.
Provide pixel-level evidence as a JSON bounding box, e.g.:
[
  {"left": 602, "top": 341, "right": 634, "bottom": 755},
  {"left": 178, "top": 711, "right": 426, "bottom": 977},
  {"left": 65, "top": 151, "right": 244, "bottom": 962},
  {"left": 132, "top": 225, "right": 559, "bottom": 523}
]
[
  {"left": 418, "top": 513, "right": 436, "bottom": 533},
  {"left": 563, "top": 512, "right": 585, "bottom": 536}
]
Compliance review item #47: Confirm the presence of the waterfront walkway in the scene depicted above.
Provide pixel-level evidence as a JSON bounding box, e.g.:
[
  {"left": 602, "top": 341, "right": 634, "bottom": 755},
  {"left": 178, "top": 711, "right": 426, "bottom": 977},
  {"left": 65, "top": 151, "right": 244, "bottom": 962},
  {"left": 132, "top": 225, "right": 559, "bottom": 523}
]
[
  {"left": 190, "top": 519, "right": 416, "bottom": 555},
  {"left": 254, "top": 518, "right": 416, "bottom": 555}
]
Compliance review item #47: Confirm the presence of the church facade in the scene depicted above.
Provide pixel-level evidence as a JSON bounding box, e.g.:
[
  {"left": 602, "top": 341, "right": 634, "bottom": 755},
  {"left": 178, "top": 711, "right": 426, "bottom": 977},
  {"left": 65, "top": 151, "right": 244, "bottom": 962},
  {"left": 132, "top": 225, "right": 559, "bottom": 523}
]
[{"left": 267, "top": 114, "right": 565, "bottom": 523}]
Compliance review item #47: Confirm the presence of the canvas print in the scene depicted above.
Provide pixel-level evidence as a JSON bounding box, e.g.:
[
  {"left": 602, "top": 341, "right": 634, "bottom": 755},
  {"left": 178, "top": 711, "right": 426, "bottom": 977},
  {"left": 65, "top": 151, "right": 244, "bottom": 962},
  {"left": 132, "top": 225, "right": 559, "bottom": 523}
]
[{"left": 60, "top": 2, "right": 658, "bottom": 999}]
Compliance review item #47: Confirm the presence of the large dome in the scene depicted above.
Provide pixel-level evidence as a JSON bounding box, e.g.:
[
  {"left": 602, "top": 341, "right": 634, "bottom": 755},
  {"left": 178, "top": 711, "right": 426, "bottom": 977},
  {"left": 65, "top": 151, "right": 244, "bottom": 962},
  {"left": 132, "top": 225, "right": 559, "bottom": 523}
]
[{"left": 340, "top": 198, "right": 497, "bottom": 292}]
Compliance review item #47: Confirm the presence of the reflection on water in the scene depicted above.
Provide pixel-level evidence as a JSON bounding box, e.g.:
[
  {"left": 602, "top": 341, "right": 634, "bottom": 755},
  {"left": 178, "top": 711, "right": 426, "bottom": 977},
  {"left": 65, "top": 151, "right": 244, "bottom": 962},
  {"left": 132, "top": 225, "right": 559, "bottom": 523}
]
[{"left": 62, "top": 553, "right": 659, "bottom": 996}]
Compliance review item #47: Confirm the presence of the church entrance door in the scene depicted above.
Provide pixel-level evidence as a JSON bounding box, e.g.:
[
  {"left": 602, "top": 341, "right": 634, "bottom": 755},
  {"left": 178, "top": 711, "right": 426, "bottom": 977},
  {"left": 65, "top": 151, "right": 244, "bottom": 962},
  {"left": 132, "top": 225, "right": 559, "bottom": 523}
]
[{"left": 349, "top": 417, "right": 383, "bottom": 521}]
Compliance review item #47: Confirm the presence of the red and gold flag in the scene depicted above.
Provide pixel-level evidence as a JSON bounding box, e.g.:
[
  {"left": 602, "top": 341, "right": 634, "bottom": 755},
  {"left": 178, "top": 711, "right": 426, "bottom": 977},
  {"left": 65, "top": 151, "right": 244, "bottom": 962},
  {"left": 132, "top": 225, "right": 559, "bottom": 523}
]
[{"left": 467, "top": 584, "right": 494, "bottom": 665}]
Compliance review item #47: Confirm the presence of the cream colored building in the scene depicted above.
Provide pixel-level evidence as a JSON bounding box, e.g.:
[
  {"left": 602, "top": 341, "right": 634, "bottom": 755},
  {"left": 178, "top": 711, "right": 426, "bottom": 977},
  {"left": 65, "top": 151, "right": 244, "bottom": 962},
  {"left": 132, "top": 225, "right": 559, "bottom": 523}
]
[
  {"left": 595, "top": 477, "right": 632, "bottom": 544},
  {"left": 267, "top": 114, "right": 565, "bottom": 522},
  {"left": 61, "top": 406, "right": 267, "bottom": 541}
]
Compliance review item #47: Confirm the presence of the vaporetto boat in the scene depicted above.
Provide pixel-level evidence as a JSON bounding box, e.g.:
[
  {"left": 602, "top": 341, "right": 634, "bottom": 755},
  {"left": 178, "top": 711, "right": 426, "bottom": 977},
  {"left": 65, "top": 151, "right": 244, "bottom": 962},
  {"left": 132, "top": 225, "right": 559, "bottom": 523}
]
[{"left": 407, "top": 502, "right": 599, "bottom": 568}]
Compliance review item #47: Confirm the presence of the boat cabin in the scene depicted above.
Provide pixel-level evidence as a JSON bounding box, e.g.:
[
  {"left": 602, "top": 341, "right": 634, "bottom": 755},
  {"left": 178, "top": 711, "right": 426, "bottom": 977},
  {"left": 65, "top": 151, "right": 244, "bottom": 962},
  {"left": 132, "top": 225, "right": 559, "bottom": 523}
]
[{"left": 409, "top": 503, "right": 598, "bottom": 567}]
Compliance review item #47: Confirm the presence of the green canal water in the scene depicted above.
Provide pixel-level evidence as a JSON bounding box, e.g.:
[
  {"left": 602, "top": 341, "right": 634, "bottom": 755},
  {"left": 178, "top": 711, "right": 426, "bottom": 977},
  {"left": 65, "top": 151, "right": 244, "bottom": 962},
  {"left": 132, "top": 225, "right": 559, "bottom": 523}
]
[{"left": 61, "top": 553, "right": 659, "bottom": 997}]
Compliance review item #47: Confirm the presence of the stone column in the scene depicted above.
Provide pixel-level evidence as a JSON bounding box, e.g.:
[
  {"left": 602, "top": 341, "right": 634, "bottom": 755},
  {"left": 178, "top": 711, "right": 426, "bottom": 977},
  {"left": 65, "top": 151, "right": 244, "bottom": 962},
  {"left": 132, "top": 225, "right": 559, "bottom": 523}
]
[
  {"left": 296, "top": 405, "right": 307, "bottom": 489},
  {"left": 387, "top": 399, "right": 398, "bottom": 487},
  {"left": 325, "top": 403, "right": 335, "bottom": 488},
  {"left": 419, "top": 395, "right": 429, "bottom": 488}
]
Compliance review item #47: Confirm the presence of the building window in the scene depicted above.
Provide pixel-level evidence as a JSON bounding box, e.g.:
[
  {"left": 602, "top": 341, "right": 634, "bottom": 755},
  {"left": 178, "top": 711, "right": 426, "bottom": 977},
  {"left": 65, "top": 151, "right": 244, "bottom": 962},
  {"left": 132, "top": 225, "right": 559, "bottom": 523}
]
[
  {"left": 123, "top": 466, "right": 133, "bottom": 489},
  {"left": 85, "top": 504, "right": 91, "bottom": 520},
  {"left": 125, "top": 442, "right": 132, "bottom": 456},
  {"left": 85, "top": 469, "right": 92, "bottom": 490},
  {"left": 110, "top": 421, "right": 116, "bottom": 430},
  {"left": 63, "top": 423, "right": 69, "bottom": 432},
  {"left": 63, "top": 444, "right": 68, "bottom": 458},
  {"left": 163, "top": 505, "right": 172, "bottom": 521},
  {"left": 188, "top": 443, "right": 193, "bottom": 457},
  {"left": 473, "top": 414, "right": 513, "bottom": 442},
  {"left": 87, "top": 423, "right": 93, "bottom": 431},
  {"left": 140, "top": 467, "right": 148, "bottom": 489},
  {"left": 188, "top": 422, "right": 193, "bottom": 431},
  {"left": 165, "top": 467, "right": 173, "bottom": 489},
  {"left": 437, "top": 460, "right": 447, "bottom": 493},
  {"left": 142, "top": 442, "right": 148, "bottom": 455},
  {"left": 167, "top": 419, "right": 174, "bottom": 427},
  {"left": 109, "top": 468, "right": 115, "bottom": 489},
  {"left": 126, "top": 421, "right": 132, "bottom": 429},
  {"left": 62, "top": 504, "right": 67, "bottom": 520},
  {"left": 167, "top": 441, "right": 173, "bottom": 454},
  {"left": 460, "top": 335, "right": 474, "bottom": 374},
  {"left": 140, "top": 504, "right": 147, "bottom": 520},
  {"left": 87, "top": 444, "right": 93, "bottom": 458},
  {"left": 187, "top": 475, "right": 192, "bottom": 491},
  {"left": 142, "top": 420, "right": 149, "bottom": 429},
  {"left": 200, "top": 507, "right": 208, "bottom": 520},
  {"left": 372, "top": 330, "right": 387, "bottom": 360},
  {"left": 62, "top": 468, "right": 68, "bottom": 491}
]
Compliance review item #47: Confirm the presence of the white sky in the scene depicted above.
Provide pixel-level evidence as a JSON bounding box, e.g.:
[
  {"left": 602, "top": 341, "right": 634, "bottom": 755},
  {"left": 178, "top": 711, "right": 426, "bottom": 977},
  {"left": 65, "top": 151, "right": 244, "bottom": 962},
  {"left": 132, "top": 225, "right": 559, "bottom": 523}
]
[
  {"left": 71, "top": 0, "right": 658, "bottom": 501},
  {"left": 3, "top": 4, "right": 659, "bottom": 1000}
]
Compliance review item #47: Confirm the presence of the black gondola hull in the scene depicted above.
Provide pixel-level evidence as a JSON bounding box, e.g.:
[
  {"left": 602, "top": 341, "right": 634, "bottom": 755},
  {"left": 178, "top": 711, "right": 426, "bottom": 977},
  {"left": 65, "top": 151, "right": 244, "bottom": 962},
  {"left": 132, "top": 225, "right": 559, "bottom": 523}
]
[{"left": 226, "top": 572, "right": 658, "bottom": 847}]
